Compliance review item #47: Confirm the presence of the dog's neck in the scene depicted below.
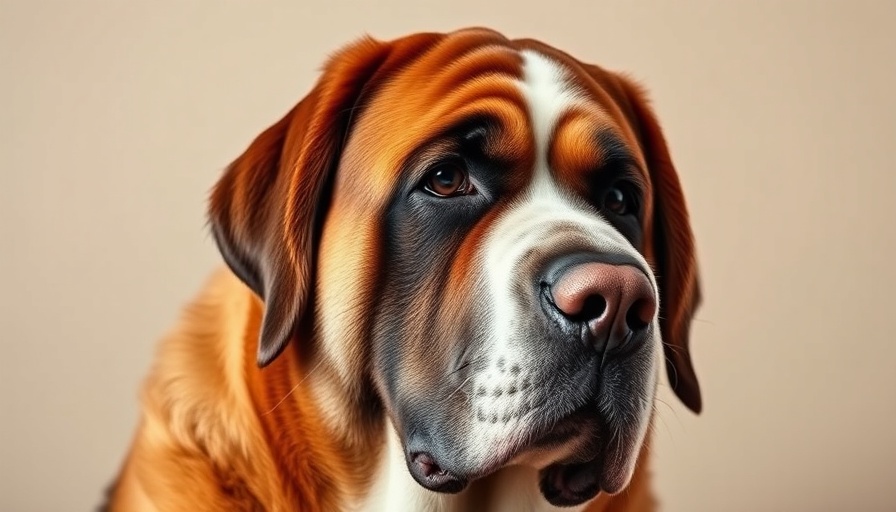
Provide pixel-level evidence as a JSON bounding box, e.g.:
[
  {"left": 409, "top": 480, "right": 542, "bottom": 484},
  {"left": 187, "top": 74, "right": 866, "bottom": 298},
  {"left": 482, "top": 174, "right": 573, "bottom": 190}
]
[
  {"left": 243, "top": 296, "right": 653, "bottom": 512},
  {"left": 243, "top": 299, "right": 378, "bottom": 509}
]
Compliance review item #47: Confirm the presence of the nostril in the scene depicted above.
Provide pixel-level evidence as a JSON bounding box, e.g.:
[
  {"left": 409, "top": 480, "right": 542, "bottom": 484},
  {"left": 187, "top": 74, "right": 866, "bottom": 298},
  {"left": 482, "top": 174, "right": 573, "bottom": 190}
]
[
  {"left": 574, "top": 295, "right": 607, "bottom": 323},
  {"left": 625, "top": 298, "right": 654, "bottom": 332}
]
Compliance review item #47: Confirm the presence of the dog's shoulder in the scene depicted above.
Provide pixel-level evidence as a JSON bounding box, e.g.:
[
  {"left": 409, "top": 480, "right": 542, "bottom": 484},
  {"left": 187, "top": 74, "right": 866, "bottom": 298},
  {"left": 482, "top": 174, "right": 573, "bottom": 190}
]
[
  {"left": 105, "top": 268, "right": 288, "bottom": 511},
  {"left": 143, "top": 267, "right": 259, "bottom": 460}
]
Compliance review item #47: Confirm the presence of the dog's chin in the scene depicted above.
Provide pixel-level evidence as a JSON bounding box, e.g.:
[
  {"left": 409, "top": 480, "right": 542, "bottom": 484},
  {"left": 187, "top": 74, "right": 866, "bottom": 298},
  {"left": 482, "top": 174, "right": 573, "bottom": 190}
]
[{"left": 404, "top": 407, "right": 642, "bottom": 506}]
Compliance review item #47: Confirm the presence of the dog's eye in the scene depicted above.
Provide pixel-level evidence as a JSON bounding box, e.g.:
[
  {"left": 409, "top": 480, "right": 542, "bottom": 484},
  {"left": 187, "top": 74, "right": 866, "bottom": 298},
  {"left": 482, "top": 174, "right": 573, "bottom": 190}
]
[
  {"left": 423, "top": 162, "right": 472, "bottom": 197},
  {"left": 602, "top": 184, "right": 637, "bottom": 216}
]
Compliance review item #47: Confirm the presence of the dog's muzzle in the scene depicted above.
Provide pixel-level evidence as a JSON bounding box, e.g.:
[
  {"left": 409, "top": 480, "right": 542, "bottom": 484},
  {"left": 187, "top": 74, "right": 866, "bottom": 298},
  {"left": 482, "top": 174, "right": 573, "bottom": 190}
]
[{"left": 403, "top": 252, "right": 659, "bottom": 504}]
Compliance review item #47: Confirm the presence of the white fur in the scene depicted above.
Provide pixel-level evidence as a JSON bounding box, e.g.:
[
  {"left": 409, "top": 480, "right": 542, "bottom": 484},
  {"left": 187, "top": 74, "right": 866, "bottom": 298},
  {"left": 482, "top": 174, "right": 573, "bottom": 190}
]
[
  {"left": 358, "top": 50, "right": 659, "bottom": 512},
  {"left": 471, "top": 49, "right": 658, "bottom": 465},
  {"left": 359, "top": 425, "right": 462, "bottom": 512}
]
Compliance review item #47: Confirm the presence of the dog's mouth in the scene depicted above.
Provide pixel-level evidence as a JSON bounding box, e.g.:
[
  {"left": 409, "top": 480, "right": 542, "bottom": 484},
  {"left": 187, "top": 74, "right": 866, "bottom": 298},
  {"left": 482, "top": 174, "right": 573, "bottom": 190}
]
[
  {"left": 403, "top": 404, "right": 642, "bottom": 507},
  {"left": 539, "top": 457, "right": 604, "bottom": 507},
  {"left": 537, "top": 444, "right": 636, "bottom": 507}
]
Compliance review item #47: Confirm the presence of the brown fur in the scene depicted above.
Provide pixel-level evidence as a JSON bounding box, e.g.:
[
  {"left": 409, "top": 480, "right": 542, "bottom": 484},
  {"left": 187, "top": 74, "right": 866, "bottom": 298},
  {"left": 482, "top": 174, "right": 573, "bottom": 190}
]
[
  {"left": 104, "top": 269, "right": 660, "bottom": 511},
  {"left": 105, "top": 28, "right": 700, "bottom": 511}
]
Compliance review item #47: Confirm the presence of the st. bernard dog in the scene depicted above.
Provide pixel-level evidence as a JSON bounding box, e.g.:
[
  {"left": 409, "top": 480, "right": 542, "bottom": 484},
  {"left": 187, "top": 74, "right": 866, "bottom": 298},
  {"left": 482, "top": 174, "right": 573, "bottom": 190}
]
[{"left": 103, "top": 27, "right": 702, "bottom": 512}]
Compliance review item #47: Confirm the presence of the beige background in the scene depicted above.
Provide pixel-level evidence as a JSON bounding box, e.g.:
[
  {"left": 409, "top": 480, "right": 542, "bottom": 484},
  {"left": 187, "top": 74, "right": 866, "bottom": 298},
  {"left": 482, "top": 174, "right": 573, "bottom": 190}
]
[{"left": 2, "top": 1, "right": 895, "bottom": 511}]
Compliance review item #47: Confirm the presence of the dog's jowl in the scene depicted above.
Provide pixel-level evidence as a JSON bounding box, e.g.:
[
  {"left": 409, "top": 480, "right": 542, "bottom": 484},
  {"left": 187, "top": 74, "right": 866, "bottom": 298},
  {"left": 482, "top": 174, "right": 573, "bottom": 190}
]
[{"left": 104, "top": 27, "right": 702, "bottom": 512}]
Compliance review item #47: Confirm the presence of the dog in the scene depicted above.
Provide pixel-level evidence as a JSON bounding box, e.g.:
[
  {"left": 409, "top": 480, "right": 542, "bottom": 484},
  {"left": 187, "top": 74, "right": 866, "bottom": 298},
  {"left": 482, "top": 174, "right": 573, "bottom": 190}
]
[{"left": 103, "top": 27, "right": 702, "bottom": 512}]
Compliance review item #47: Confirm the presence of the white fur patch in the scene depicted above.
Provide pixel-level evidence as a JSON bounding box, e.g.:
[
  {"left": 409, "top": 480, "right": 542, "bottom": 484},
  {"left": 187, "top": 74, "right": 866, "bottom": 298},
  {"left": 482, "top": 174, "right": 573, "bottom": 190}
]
[
  {"left": 361, "top": 50, "right": 659, "bottom": 512},
  {"left": 467, "top": 50, "right": 660, "bottom": 507},
  {"left": 470, "top": 50, "right": 657, "bottom": 462}
]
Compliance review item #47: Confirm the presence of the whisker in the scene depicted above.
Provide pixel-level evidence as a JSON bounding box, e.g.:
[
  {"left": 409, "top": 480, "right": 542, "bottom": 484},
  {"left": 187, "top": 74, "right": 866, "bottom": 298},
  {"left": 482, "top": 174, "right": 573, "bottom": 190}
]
[
  {"left": 663, "top": 353, "right": 679, "bottom": 388},
  {"left": 663, "top": 342, "right": 686, "bottom": 355},
  {"left": 446, "top": 375, "right": 473, "bottom": 402},
  {"left": 448, "top": 354, "right": 487, "bottom": 376},
  {"left": 448, "top": 361, "right": 472, "bottom": 376},
  {"left": 652, "top": 398, "right": 685, "bottom": 449},
  {"left": 263, "top": 358, "right": 325, "bottom": 416},
  {"left": 653, "top": 396, "right": 677, "bottom": 417}
]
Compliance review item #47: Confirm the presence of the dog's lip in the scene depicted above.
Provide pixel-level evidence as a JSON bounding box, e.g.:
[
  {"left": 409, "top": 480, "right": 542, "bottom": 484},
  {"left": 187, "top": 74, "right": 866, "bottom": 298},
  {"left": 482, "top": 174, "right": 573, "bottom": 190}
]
[
  {"left": 539, "top": 457, "right": 603, "bottom": 507},
  {"left": 406, "top": 405, "right": 598, "bottom": 486},
  {"left": 538, "top": 449, "right": 634, "bottom": 507},
  {"left": 405, "top": 451, "right": 469, "bottom": 494},
  {"left": 405, "top": 404, "right": 640, "bottom": 505}
]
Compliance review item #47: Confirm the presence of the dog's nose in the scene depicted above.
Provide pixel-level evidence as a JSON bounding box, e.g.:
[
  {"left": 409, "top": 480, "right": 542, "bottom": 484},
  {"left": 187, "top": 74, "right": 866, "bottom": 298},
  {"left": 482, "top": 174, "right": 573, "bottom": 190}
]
[{"left": 549, "top": 262, "right": 656, "bottom": 353}]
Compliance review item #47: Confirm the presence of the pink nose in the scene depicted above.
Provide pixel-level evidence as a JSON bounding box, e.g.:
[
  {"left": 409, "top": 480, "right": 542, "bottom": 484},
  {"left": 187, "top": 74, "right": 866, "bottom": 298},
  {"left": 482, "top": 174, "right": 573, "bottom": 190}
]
[{"left": 550, "top": 262, "right": 657, "bottom": 352}]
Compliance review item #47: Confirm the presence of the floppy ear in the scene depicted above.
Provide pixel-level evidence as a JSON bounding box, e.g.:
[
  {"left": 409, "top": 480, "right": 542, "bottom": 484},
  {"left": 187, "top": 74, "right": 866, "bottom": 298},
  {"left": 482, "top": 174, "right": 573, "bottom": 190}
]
[
  {"left": 208, "top": 37, "right": 392, "bottom": 367},
  {"left": 616, "top": 77, "right": 703, "bottom": 414}
]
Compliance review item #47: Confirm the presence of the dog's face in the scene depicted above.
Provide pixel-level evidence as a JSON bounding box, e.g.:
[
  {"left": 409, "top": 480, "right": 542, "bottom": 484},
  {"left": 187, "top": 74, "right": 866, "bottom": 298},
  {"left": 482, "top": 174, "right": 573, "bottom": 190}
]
[{"left": 210, "top": 28, "right": 701, "bottom": 507}]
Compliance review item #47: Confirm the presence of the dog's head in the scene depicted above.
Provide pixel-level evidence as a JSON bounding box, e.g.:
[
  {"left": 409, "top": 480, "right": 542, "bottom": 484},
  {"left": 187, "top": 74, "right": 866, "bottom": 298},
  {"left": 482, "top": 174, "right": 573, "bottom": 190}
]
[{"left": 209, "top": 28, "right": 701, "bottom": 507}]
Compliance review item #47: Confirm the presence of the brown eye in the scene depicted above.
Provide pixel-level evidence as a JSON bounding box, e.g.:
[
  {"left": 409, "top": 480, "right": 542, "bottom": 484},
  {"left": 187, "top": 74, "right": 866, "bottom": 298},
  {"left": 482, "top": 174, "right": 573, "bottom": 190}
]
[
  {"left": 603, "top": 185, "right": 635, "bottom": 215},
  {"left": 424, "top": 162, "right": 471, "bottom": 197}
]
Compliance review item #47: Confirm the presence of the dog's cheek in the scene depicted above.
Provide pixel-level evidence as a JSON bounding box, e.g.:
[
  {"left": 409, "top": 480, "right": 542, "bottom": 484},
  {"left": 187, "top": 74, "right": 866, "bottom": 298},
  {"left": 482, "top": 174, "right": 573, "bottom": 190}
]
[
  {"left": 315, "top": 202, "right": 385, "bottom": 384},
  {"left": 368, "top": 252, "right": 487, "bottom": 450}
]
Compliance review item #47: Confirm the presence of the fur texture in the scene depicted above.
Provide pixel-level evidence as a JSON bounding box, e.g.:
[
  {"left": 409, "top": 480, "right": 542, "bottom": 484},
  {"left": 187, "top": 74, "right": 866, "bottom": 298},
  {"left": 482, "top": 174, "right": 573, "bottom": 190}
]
[{"left": 104, "top": 27, "right": 701, "bottom": 512}]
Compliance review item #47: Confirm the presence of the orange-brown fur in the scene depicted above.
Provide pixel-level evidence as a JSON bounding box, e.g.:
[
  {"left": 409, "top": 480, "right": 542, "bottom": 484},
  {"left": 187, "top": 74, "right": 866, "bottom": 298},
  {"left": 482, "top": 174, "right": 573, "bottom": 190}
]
[
  {"left": 105, "top": 269, "right": 658, "bottom": 511},
  {"left": 105, "top": 27, "right": 700, "bottom": 512}
]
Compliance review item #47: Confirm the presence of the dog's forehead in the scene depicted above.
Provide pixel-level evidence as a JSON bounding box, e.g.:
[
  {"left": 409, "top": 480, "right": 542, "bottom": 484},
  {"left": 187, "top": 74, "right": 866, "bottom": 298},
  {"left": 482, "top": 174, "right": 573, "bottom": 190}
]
[{"left": 340, "top": 31, "right": 646, "bottom": 194}]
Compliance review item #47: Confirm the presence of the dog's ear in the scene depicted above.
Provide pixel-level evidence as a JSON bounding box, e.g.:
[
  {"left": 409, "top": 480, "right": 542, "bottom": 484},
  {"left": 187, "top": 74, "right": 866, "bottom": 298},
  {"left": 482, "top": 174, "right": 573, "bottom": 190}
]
[
  {"left": 615, "top": 76, "right": 703, "bottom": 414},
  {"left": 208, "top": 37, "right": 392, "bottom": 367}
]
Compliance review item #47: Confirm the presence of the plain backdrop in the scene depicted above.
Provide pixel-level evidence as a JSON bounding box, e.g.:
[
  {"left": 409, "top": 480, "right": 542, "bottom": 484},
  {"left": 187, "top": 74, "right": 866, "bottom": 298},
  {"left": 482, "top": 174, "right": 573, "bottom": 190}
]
[{"left": 2, "top": 1, "right": 895, "bottom": 511}]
